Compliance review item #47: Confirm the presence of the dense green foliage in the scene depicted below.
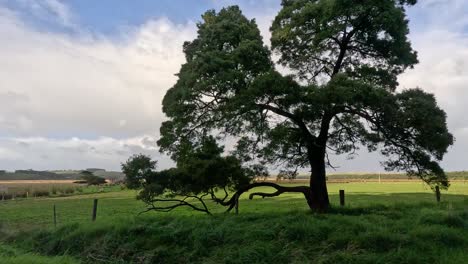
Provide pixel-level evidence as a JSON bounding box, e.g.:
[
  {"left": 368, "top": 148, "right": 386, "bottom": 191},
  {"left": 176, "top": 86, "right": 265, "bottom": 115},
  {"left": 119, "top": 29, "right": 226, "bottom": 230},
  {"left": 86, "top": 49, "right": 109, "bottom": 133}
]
[
  {"left": 76, "top": 171, "right": 107, "bottom": 186},
  {"left": 0, "top": 170, "right": 124, "bottom": 181},
  {"left": 157, "top": 0, "right": 453, "bottom": 210},
  {"left": 122, "top": 137, "right": 257, "bottom": 214},
  {"left": 271, "top": 0, "right": 418, "bottom": 86}
]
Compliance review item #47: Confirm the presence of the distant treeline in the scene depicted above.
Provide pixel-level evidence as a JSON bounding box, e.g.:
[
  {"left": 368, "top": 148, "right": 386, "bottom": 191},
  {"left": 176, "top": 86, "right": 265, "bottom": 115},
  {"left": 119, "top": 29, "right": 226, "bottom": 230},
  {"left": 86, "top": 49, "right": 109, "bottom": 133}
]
[
  {"left": 1, "top": 169, "right": 466, "bottom": 181},
  {"left": 278, "top": 172, "right": 468, "bottom": 181},
  {"left": 0, "top": 169, "right": 125, "bottom": 181},
  {"left": 322, "top": 171, "right": 468, "bottom": 180},
  {"left": 0, "top": 170, "right": 78, "bottom": 180}
]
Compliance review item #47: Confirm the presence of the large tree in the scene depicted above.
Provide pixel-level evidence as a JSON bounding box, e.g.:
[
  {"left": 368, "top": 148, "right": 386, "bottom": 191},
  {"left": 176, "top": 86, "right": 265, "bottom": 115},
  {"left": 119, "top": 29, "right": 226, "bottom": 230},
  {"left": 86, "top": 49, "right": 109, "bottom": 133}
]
[{"left": 158, "top": 0, "right": 453, "bottom": 212}]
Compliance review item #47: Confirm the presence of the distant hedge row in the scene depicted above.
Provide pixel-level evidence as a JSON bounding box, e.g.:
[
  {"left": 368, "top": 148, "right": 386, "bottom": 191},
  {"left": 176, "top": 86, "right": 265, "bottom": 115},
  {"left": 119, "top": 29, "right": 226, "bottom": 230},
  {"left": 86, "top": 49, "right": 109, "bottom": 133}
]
[{"left": 292, "top": 171, "right": 468, "bottom": 180}]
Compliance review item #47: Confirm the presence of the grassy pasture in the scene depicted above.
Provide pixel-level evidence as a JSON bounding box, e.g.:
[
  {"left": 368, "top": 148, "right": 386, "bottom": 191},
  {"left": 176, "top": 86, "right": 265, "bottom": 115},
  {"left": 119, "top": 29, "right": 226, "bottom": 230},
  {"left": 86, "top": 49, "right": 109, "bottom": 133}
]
[
  {"left": 0, "top": 182, "right": 467, "bottom": 229},
  {"left": 287, "top": 171, "right": 468, "bottom": 182},
  {"left": 0, "top": 243, "right": 78, "bottom": 264},
  {"left": 0, "top": 182, "right": 467, "bottom": 263},
  {"left": 0, "top": 180, "right": 122, "bottom": 200},
  {"left": 0, "top": 180, "right": 78, "bottom": 197}
]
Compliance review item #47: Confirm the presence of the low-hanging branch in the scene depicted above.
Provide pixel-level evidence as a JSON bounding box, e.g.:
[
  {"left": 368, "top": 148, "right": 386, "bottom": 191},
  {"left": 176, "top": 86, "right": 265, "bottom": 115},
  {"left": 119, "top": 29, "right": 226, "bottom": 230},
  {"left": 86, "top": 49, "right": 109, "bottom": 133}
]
[
  {"left": 137, "top": 181, "right": 313, "bottom": 215},
  {"left": 211, "top": 182, "right": 311, "bottom": 214},
  {"left": 143, "top": 195, "right": 211, "bottom": 215}
]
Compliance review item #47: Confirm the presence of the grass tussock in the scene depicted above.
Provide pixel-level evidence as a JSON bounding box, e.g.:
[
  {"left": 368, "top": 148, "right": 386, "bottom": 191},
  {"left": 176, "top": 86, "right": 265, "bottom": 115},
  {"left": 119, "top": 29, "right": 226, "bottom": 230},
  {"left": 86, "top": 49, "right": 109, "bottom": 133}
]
[{"left": 0, "top": 243, "right": 78, "bottom": 264}]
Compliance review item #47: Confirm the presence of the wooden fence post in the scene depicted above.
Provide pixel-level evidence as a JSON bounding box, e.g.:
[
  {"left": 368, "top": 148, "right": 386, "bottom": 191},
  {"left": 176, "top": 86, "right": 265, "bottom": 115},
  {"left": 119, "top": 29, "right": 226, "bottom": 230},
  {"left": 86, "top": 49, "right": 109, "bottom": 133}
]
[
  {"left": 435, "top": 186, "right": 441, "bottom": 203},
  {"left": 339, "top": 190, "right": 345, "bottom": 206},
  {"left": 92, "top": 199, "right": 98, "bottom": 221},
  {"left": 53, "top": 204, "right": 57, "bottom": 228}
]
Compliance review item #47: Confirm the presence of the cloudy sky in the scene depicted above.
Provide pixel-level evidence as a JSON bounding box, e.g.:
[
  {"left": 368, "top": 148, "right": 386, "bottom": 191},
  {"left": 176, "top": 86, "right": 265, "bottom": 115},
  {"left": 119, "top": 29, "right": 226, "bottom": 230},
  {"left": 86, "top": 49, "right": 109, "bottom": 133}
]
[{"left": 0, "top": 0, "right": 467, "bottom": 172}]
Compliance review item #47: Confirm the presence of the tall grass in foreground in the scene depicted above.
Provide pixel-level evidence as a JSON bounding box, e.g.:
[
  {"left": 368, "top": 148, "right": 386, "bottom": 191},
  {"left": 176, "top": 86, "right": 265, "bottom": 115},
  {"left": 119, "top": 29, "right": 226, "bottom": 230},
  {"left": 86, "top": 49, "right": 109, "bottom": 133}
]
[
  {"left": 3, "top": 201, "right": 468, "bottom": 264},
  {"left": 0, "top": 243, "right": 78, "bottom": 264}
]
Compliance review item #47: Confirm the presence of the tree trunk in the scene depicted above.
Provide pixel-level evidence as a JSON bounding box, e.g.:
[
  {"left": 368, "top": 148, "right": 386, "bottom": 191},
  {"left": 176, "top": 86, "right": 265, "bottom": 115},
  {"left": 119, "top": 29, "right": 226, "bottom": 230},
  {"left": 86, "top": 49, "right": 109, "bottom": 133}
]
[{"left": 306, "top": 149, "right": 330, "bottom": 212}]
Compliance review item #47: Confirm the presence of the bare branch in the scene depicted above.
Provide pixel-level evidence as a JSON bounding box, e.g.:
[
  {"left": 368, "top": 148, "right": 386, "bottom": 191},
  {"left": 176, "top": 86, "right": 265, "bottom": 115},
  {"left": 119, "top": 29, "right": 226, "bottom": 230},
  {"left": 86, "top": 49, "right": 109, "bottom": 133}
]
[{"left": 147, "top": 196, "right": 212, "bottom": 215}]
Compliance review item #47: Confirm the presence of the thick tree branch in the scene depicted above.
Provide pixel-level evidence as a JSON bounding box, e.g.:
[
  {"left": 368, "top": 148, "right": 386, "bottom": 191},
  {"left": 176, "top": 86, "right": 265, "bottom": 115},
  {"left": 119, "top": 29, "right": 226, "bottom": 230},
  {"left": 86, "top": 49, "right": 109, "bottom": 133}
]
[
  {"left": 147, "top": 195, "right": 212, "bottom": 215},
  {"left": 256, "top": 103, "right": 314, "bottom": 140},
  {"left": 331, "top": 29, "right": 356, "bottom": 76},
  {"left": 248, "top": 183, "right": 308, "bottom": 199},
  {"left": 212, "top": 182, "right": 310, "bottom": 213}
]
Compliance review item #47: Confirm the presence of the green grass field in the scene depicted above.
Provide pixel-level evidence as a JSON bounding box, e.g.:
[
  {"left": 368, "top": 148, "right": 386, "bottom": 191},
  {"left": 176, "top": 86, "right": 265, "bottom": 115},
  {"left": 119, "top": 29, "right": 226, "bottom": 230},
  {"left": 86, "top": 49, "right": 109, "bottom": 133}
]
[
  {"left": 0, "top": 181, "right": 123, "bottom": 201},
  {"left": 1, "top": 182, "right": 467, "bottom": 263}
]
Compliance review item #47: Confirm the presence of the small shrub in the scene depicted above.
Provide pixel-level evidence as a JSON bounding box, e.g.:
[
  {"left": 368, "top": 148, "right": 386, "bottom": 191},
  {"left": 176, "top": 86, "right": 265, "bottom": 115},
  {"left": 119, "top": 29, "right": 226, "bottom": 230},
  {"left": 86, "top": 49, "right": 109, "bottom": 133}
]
[
  {"left": 1, "top": 193, "right": 12, "bottom": 200},
  {"left": 50, "top": 186, "right": 59, "bottom": 195},
  {"left": 78, "top": 171, "right": 106, "bottom": 186},
  {"left": 356, "top": 231, "right": 406, "bottom": 252},
  {"left": 412, "top": 226, "right": 466, "bottom": 248},
  {"left": 419, "top": 210, "right": 466, "bottom": 228},
  {"left": 12, "top": 192, "right": 25, "bottom": 199},
  {"left": 61, "top": 188, "right": 75, "bottom": 195},
  {"left": 34, "top": 190, "right": 50, "bottom": 197}
]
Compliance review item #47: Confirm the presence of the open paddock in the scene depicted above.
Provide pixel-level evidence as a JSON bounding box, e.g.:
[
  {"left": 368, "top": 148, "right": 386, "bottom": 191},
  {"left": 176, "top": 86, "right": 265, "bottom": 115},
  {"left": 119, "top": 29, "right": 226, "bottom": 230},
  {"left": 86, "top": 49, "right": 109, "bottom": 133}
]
[
  {"left": 0, "top": 181, "right": 467, "bottom": 263},
  {"left": 1, "top": 181, "right": 467, "bottom": 229},
  {"left": 0, "top": 180, "right": 120, "bottom": 200}
]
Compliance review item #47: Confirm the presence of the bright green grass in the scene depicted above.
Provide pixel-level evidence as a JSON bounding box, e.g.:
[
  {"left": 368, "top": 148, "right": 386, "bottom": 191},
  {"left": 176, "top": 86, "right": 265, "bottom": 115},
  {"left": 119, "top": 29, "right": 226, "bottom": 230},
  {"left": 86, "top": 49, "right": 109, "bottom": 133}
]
[
  {"left": 0, "top": 182, "right": 467, "bottom": 263},
  {"left": 0, "top": 182, "right": 467, "bottom": 230}
]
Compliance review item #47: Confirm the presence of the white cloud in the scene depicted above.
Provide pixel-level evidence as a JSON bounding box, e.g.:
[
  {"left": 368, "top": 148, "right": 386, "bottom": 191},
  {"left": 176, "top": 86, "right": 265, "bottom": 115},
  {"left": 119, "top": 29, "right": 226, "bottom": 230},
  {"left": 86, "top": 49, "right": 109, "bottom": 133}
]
[
  {"left": 0, "top": 147, "right": 22, "bottom": 160},
  {"left": 0, "top": 1, "right": 467, "bottom": 173},
  {"left": 0, "top": 7, "right": 196, "bottom": 138},
  {"left": 0, "top": 4, "right": 196, "bottom": 170}
]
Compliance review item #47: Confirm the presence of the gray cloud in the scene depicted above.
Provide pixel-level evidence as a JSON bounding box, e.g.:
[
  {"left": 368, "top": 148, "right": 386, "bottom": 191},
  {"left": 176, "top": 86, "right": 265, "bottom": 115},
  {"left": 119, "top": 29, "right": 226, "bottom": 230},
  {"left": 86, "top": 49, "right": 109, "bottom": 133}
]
[{"left": 0, "top": 136, "right": 171, "bottom": 171}]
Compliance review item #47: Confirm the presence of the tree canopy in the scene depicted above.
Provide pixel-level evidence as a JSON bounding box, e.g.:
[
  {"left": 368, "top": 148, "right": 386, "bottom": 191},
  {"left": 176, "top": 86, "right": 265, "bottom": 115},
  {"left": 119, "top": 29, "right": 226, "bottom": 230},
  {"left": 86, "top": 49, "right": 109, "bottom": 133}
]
[{"left": 156, "top": 0, "right": 453, "bottom": 212}]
